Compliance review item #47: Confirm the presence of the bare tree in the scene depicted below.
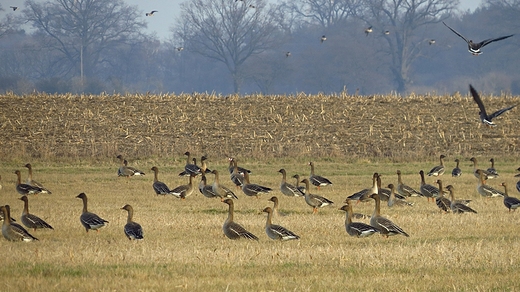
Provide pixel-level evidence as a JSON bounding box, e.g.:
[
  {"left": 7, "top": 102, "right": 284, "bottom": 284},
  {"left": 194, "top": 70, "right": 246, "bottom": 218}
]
[
  {"left": 175, "top": 0, "right": 281, "bottom": 93},
  {"left": 359, "top": 0, "right": 458, "bottom": 93},
  {"left": 289, "top": 0, "right": 363, "bottom": 28},
  {"left": 24, "top": 0, "right": 146, "bottom": 87}
]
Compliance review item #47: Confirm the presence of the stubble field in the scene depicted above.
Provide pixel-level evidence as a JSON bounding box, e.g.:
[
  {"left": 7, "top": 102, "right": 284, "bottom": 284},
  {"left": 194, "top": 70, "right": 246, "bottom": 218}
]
[{"left": 0, "top": 92, "right": 520, "bottom": 291}]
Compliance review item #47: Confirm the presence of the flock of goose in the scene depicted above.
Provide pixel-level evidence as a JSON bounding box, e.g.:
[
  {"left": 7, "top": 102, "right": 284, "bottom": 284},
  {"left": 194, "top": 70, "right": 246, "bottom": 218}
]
[{"left": 3, "top": 152, "right": 520, "bottom": 243}]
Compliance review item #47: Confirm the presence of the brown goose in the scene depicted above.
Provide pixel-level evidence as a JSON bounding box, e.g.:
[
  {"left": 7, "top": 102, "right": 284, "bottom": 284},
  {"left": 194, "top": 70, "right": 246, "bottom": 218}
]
[
  {"left": 278, "top": 169, "right": 304, "bottom": 197},
  {"left": 487, "top": 158, "right": 499, "bottom": 177},
  {"left": 211, "top": 170, "right": 238, "bottom": 200},
  {"left": 500, "top": 182, "right": 520, "bottom": 212},
  {"left": 116, "top": 155, "right": 145, "bottom": 177},
  {"left": 346, "top": 173, "right": 378, "bottom": 203},
  {"left": 19, "top": 196, "right": 53, "bottom": 231},
  {"left": 262, "top": 207, "right": 299, "bottom": 241},
  {"left": 199, "top": 174, "right": 219, "bottom": 199},
  {"left": 230, "top": 159, "right": 245, "bottom": 188},
  {"left": 121, "top": 204, "right": 143, "bottom": 240},
  {"left": 387, "top": 184, "right": 413, "bottom": 207},
  {"left": 339, "top": 201, "right": 379, "bottom": 238},
  {"left": 14, "top": 170, "right": 42, "bottom": 196},
  {"left": 292, "top": 174, "right": 306, "bottom": 194},
  {"left": 308, "top": 162, "right": 332, "bottom": 189},
  {"left": 24, "top": 163, "right": 52, "bottom": 194},
  {"left": 435, "top": 180, "right": 451, "bottom": 213},
  {"left": 476, "top": 170, "right": 504, "bottom": 198},
  {"left": 446, "top": 185, "right": 477, "bottom": 214},
  {"left": 396, "top": 170, "right": 422, "bottom": 197},
  {"left": 76, "top": 193, "right": 108, "bottom": 232},
  {"left": 419, "top": 170, "right": 438, "bottom": 202},
  {"left": 300, "top": 178, "right": 334, "bottom": 214},
  {"left": 241, "top": 172, "right": 272, "bottom": 198},
  {"left": 369, "top": 193, "right": 409, "bottom": 237},
  {"left": 470, "top": 157, "right": 496, "bottom": 180},
  {"left": 150, "top": 166, "right": 174, "bottom": 196},
  {"left": 268, "top": 196, "right": 287, "bottom": 217},
  {"left": 452, "top": 159, "right": 462, "bottom": 177},
  {"left": 1, "top": 205, "right": 38, "bottom": 242},
  {"left": 427, "top": 155, "right": 446, "bottom": 176},
  {"left": 227, "top": 157, "right": 251, "bottom": 175},
  {"left": 181, "top": 152, "right": 202, "bottom": 176},
  {"left": 222, "top": 199, "right": 258, "bottom": 240},
  {"left": 170, "top": 174, "right": 196, "bottom": 199}
]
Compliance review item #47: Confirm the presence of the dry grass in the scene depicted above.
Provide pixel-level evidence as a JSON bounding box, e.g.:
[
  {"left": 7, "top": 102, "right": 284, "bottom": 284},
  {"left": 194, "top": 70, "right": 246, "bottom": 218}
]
[
  {"left": 0, "top": 91, "right": 519, "bottom": 163},
  {"left": 1, "top": 160, "right": 520, "bottom": 291}
]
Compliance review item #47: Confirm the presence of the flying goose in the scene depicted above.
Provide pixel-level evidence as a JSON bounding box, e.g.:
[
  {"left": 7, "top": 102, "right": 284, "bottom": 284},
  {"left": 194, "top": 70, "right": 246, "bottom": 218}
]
[
  {"left": 146, "top": 10, "right": 158, "bottom": 16},
  {"left": 470, "top": 84, "right": 516, "bottom": 126},
  {"left": 443, "top": 22, "right": 514, "bottom": 55}
]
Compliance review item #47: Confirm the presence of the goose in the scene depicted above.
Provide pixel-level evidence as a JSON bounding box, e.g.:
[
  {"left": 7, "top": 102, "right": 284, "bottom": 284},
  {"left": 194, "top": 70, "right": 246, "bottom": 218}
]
[
  {"left": 435, "top": 180, "right": 451, "bottom": 213},
  {"left": 427, "top": 155, "right": 446, "bottom": 176},
  {"left": 24, "top": 163, "right": 52, "bottom": 193},
  {"left": 268, "top": 196, "right": 287, "bottom": 217},
  {"left": 262, "top": 207, "right": 299, "bottom": 241},
  {"left": 470, "top": 84, "right": 516, "bottom": 126},
  {"left": 376, "top": 173, "right": 399, "bottom": 201},
  {"left": 116, "top": 155, "right": 145, "bottom": 177},
  {"left": 515, "top": 169, "right": 520, "bottom": 193},
  {"left": 211, "top": 170, "right": 238, "bottom": 200},
  {"left": 1, "top": 205, "right": 38, "bottom": 242},
  {"left": 308, "top": 162, "right": 332, "bottom": 189},
  {"left": 292, "top": 174, "right": 306, "bottom": 194},
  {"left": 181, "top": 152, "right": 202, "bottom": 176},
  {"left": 452, "top": 159, "right": 462, "bottom": 177},
  {"left": 445, "top": 185, "right": 477, "bottom": 214},
  {"left": 369, "top": 193, "right": 409, "bottom": 237},
  {"left": 230, "top": 159, "right": 245, "bottom": 188},
  {"left": 150, "top": 166, "right": 174, "bottom": 196},
  {"left": 14, "top": 170, "right": 42, "bottom": 196},
  {"left": 387, "top": 184, "right": 413, "bottom": 207},
  {"left": 121, "top": 204, "right": 143, "bottom": 240},
  {"left": 170, "top": 174, "right": 196, "bottom": 199},
  {"left": 199, "top": 156, "right": 212, "bottom": 174},
  {"left": 222, "top": 199, "right": 258, "bottom": 240},
  {"left": 199, "top": 174, "right": 219, "bottom": 199},
  {"left": 347, "top": 173, "right": 378, "bottom": 203},
  {"left": 339, "top": 201, "right": 379, "bottom": 238},
  {"left": 500, "top": 182, "right": 520, "bottom": 212},
  {"left": 486, "top": 158, "right": 499, "bottom": 177},
  {"left": 396, "top": 170, "right": 422, "bottom": 197},
  {"left": 227, "top": 157, "right": 251, "bottom": 175},
  {"left": 241, "top": 172, "right": 272, "bottom": 198},
  {"left": 19, "top": 196, "right": 53, "bottom": 231},
  {"left": 300, "top": 178, "right": 334, "bottom": 214},
  {"left": 76, "top": 193, "right": 108, "bottom": 232},
  {"left": 365, "top": 26, "right": 372, "bottom": 36},
  {"left": 419, "top": 170, "right": 438, "bottom": 202},
  {"left": 443, "top": 22, "right": 514, "bottom": 56},
  {"left": 470, "top": 157, "right": 496, "bottom": 180},
  {"left": 320, "top": 35, "right": 327, "bottom": 43},
  {"left": 476, "top": 170, "right": 504, "bottom": 198},
  {"left": 278, "top": 169, "right": 304, "bottom": 197},
  {"left": 146, "top": 10, "right": 158, "bottom": 16}
]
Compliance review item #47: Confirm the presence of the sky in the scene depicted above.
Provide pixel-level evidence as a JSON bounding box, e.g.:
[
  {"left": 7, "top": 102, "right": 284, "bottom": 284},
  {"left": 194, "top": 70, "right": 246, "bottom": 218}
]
[{"left": 3, "top": 0, "right": 482, "bottom": 41}]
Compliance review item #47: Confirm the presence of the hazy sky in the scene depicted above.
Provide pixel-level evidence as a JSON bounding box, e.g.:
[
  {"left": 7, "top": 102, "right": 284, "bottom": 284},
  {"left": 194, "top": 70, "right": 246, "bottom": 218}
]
[{"left": 4, "top": 0, "right": 482, "bottom": 41}]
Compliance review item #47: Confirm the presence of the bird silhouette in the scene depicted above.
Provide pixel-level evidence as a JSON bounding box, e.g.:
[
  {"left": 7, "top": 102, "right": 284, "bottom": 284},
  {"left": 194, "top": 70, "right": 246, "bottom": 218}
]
[
  {"left": 10, "top": 6, "right": 18, "bottom": 11},
  {"left": 469, "top": 84, "right": 516, "bottom": 127},
  {"left": 443, "top": 22, "right": 514, "bottom": 55},
  {"left": 146, "top": 11, "right": 158, "bottom": 16},
  {"left": 320, "top": 35, "right": 327, "bottom": 43},
  {"left": 365, "top": 26, "right": 372, "bottom": 36}
]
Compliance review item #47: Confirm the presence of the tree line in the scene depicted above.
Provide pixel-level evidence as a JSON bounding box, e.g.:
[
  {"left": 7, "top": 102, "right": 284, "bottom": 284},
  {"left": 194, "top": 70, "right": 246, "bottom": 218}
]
[{"left": 0, "top": 0, "right": 519, "bottom": 95}]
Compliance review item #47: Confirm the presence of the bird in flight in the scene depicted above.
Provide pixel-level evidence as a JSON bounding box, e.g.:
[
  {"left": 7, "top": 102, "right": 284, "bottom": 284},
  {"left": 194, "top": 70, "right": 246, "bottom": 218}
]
[
  {"left": 176, "top": 47, "right": 184, "bottom": 51},
  {"left": 146, "top": 11, "right": 158, "bottom": 16},
  {"left": 443, "top": 22, "right": 514, "bottom": 55},
  {"left": 320, "top": 35, "right": 327, "bottom": 43},
  {"left": 285, "top": 51, "right": 291, "bottom": 57},
  {"left": 469, "top": 84, "right": 516, "bottom": 127},
  {"left": 10, "top": 6, "right": 18, "bottom": 11},
  {"left": 429, "top": 39, "right": 436, "bottom": 45},
  {"left": 365, "top": 26, "right": 372, "bottom": 36}
]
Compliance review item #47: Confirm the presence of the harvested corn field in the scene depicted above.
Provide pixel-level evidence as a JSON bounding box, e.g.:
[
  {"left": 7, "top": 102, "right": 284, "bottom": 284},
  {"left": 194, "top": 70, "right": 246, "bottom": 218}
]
[{"left": 0, "top": 91, "right": 519, "bottom": 162}]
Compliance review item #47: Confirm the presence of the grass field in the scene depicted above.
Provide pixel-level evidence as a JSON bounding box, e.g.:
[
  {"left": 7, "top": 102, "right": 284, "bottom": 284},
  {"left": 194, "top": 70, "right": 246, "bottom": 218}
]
[
  {"left": 1, "top": 159, "right": 520, "bottom": 291},
  {"left": 1, "top": 92, "right": 520, "bottom": 290}
]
